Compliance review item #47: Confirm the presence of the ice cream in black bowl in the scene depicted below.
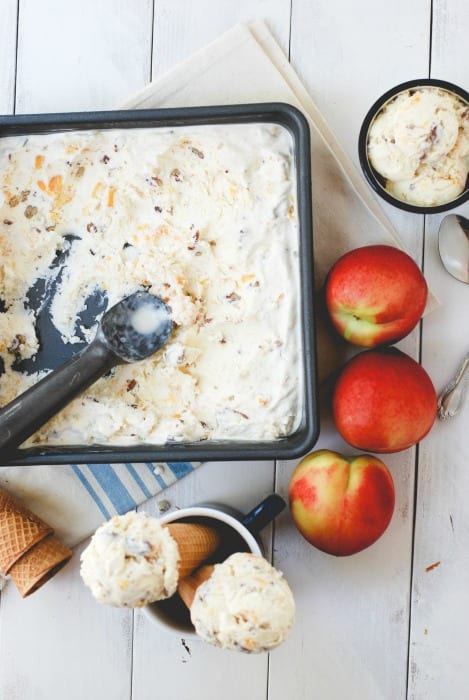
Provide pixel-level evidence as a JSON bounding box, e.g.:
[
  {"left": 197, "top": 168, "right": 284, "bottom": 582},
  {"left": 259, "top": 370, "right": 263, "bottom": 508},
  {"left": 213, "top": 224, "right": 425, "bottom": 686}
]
[{"left": 358, "top": 78, "right": 469, "bottom": 213}]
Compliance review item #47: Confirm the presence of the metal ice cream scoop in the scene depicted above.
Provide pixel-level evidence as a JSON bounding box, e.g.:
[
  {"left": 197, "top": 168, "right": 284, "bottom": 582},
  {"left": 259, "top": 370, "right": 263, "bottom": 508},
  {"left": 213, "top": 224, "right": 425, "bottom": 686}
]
[
  {"left": 438, "top": 214, "right": 469, "bottom": 283},
  {"left": 0, "top": 291, "right": 173, "bottom": 454}
]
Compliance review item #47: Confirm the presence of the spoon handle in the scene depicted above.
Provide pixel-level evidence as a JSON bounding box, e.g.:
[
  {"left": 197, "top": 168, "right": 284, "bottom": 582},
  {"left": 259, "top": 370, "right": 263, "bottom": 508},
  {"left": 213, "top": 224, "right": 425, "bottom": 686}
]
[
  {"left": 437, "top": 352, "right": 469, "bottom": 420},
  {"left": 0, "top": 338, "right": 117, "bottom": 454}
]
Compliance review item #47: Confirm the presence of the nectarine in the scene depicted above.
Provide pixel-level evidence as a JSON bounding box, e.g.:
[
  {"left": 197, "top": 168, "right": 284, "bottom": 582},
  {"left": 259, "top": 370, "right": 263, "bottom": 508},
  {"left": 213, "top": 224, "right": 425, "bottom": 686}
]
[
  {"left": 325, "top": 245, "right": 427, "bottom": 347},
  {"left": 289, "top": 449, "right": 395, "bottom": 556},
  {"left": 333, "top": 348, "right": 437, "bottom": 452}
]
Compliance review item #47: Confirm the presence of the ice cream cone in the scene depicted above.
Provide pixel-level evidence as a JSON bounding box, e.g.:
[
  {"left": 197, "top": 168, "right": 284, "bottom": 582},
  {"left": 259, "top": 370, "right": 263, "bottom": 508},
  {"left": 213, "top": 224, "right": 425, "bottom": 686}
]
[
  {"left": 0, "top": 487, "right": 73, "bottom": 597},
  {"left": 178, "top": 564, "right": 215, "bottom": 609},
  {"left": 0, "top": 488, "right": 52, "bottom": 574},
  {"left": 164, "top": 523, "right": 220, "bottom": 580},
  {"left": 9, "top": 532, "right": 73, "bottom": 598}
]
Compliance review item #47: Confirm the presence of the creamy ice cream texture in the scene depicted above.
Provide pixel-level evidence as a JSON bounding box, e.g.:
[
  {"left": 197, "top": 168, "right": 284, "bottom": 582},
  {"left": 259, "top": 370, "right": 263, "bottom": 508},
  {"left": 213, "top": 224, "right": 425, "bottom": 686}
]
[
  {"left": 80, "top": 511, "right": 219, "bottom": 607},
  {"left": 185, "top": 552, "right": 295, "bottom": 653},
  {"left": 0, "top": 123, "right": 302, "bottom": 447},
  {"left": 368, "top": 87, "right": 469, "bottom": 206}
]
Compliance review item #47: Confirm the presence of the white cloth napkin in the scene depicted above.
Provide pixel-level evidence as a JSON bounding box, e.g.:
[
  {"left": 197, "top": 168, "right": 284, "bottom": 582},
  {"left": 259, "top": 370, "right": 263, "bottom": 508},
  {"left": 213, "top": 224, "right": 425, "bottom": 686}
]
[{"left": 0, "top": 21, "right": 437, "bottom": 549}]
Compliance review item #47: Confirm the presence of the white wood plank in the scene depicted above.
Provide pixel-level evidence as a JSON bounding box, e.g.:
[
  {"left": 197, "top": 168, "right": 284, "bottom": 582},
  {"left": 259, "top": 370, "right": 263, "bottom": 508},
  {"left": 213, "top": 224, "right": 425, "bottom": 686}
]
[
  {"left": 410, "top": 0, "right": 469, "bottom": 696},
  {"left": 272, "top": 1, "right": 431, "bottom": 698},
  {"left": 152, "top": 0, "right": 291, "bottom": 77},
  {"left": 15, "top": 0, "right": 154, "bottom": 113},
  {"left": 132, "top": 460, "right": 276, "bottom": 700},
  {"left": 288, "top": 0, "right": 431, "bottom": 262},
  {"left": 0, "top": 0, "right": 18, "bottom": 114},
  {"left": 0, "top": 542, "right": 133, "bottom": 700},
  {"left": 289, "top": 0, "right": 431, "bottom": 169}
]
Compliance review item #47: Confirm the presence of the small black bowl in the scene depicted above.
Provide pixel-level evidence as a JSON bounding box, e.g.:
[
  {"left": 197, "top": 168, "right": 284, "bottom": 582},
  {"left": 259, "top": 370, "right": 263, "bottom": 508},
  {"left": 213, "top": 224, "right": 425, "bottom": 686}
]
[{"left": 358, "top": 78, "right": 469, "bottom": 214}]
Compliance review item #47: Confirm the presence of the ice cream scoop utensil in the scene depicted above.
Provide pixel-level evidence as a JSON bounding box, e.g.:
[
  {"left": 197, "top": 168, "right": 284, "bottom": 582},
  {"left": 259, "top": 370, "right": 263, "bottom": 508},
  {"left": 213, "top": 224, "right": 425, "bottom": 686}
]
[
  {"left": 0, "top": 292, "right": 172, "bottom": 454},
  {"left": 437, "top": 351, "right": 469, "bottom": 419},
  {"left": 438, "top": 214, "right": 469, "bottom": 283}
]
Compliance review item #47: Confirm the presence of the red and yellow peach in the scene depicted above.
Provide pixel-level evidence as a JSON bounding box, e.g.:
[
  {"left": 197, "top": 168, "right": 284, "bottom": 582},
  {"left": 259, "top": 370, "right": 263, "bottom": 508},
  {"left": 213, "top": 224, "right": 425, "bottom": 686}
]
[{"left": 289, "top": 449, "right": 395, "bottom": 556}]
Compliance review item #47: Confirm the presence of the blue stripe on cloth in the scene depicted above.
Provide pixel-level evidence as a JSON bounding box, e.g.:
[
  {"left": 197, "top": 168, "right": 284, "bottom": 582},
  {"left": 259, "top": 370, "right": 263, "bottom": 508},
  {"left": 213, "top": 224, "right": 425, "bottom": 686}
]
[
  {"left": 144, "top": 462, "right": 168, "bottom": 489},
  {"left": 71, "top": 464, "right": 112, "bottom": 520},
  {"left": 167, "top": 462, "right": 194, "bottom": 478},
  {"left": 125, "top": 463, "right": 152, "bottom": 499},
  {"left": 87, "top": 464, "right": 137, "bottom": 514}
]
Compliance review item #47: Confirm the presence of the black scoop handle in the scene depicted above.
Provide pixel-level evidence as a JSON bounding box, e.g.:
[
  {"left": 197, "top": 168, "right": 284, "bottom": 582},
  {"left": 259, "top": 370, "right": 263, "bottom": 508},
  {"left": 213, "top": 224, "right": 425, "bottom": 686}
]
[{"left": 0, "top": 338, "right": 117, "bottom": 455}]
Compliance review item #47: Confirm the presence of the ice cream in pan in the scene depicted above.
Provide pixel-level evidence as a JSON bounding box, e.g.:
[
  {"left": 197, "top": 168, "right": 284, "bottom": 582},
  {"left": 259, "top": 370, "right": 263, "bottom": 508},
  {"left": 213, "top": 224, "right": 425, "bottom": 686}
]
[
  {"left": 0, "top": 123, "right": 302, "bottom": 448},
  {"left": 80, "top": 511, "right": 220, "bottom": 607},
  {"left": 178, "top": 552, "right": 295, "bottom": 653}
]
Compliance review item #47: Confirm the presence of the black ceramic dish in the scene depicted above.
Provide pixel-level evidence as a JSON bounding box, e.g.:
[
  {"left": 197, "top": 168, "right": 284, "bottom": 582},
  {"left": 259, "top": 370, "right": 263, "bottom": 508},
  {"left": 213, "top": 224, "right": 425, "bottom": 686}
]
[
  {"left": 0, "top": 102, "right": 318, "bottom": 465},
  {"left": 358, "top": 78, "right": 469, "bottom": 214}
]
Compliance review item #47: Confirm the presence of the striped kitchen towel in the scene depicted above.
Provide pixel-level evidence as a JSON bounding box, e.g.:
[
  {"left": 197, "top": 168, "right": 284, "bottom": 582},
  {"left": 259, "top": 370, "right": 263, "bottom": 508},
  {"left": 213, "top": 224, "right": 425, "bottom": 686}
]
[{"left": 0, "top": 461, "right": 199, "bottom": 547}]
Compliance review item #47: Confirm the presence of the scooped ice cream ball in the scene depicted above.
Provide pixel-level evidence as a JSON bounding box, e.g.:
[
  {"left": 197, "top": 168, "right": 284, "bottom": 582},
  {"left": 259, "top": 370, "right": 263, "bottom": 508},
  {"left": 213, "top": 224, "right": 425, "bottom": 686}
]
[
  {"left": 80, "top": 511, "right": 180, "bottom": 608},
  {"left": 190, "top": 552, "right": 295, "bottom": 653}
]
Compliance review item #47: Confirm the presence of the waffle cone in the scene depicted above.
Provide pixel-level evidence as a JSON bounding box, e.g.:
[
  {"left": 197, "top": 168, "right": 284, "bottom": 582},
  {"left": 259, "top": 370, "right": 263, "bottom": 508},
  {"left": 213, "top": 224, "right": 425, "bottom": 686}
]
[
  {"left": 164, "top": 523, "right": 220, "bottom": 580},
  {"left": 178, "top": 564, "right": 215, "bottom": 609},
  {"left": 8, "top": 532, "right": 73, "bottom": 598},
  {"left": 0, "top": 488, "right": 52, "bottom": 574}
]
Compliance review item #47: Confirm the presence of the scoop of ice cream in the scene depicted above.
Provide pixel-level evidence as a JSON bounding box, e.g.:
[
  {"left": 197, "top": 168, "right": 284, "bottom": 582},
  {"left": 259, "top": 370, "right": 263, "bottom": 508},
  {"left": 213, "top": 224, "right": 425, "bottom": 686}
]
[
  {"left": 190, "top": 552, "right": 295, "bottom": 653},
  {"left": 451, "top": 102, "right": 469, "bottom": 161},
  {"left": 80, "top": 511, "right": 179, "bottom": 607},
  {"left": 369, "top": 88, "right": 461, "bottom": 178},
  {"left": 367, "top": 87, "right": 469, "bottom": 206},
  {"left": 387, "top": 156, "right": 468, "bottom": 206},
  {"left": 367, "top": 108, "right": 415, "bottom": 181}
]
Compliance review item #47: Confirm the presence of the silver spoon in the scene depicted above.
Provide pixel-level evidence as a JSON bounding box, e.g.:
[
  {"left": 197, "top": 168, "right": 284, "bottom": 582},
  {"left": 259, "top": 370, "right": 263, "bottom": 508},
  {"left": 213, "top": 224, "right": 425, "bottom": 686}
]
[
  {"left": 438, "top": 351, "right": 469, "bottom": 419},
  {"left": 438, "top": 214, "right": 469, "bottom": 283},
  {"left": 436, "top": 214, "right": 469, "bottom": 418},
  {"left": 0, "top": 291, "right": 173, "bottom": 454}
]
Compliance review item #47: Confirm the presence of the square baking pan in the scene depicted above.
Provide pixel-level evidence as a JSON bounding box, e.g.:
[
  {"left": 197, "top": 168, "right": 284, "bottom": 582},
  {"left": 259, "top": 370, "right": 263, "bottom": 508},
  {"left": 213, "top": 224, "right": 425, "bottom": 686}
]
[{"left": 0, "top": 102, "right": 318, "bottom": 465}]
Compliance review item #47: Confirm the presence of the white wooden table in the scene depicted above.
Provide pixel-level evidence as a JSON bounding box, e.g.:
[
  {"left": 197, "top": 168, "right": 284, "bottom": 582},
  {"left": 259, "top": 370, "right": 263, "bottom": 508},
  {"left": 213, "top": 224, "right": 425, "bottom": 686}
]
[{"left": 0, "top": 1, "right": 468, "bottom": 698}]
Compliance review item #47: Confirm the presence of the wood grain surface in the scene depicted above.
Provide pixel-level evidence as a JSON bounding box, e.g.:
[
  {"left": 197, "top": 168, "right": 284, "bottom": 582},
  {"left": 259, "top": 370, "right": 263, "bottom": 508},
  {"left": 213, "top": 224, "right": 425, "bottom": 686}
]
[{"left": 0, "top": 1, "right": 467, "bottom": 698}]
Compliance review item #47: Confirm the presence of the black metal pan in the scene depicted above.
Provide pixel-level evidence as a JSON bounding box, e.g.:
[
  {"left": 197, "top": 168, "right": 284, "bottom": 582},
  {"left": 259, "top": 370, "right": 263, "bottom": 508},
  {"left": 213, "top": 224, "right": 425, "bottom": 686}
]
[{"left": 0, "top": 102, "right": 318, "bottom": 465}]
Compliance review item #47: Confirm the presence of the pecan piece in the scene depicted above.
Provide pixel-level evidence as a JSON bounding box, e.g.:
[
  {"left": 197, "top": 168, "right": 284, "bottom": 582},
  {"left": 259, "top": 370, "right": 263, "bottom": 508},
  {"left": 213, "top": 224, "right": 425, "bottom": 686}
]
[
  {"left": 24, "top": 205, "right": 38, "bottom": 219},
  {"left": 7, "top": 334, "right": 26, "bottom": 354}
]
